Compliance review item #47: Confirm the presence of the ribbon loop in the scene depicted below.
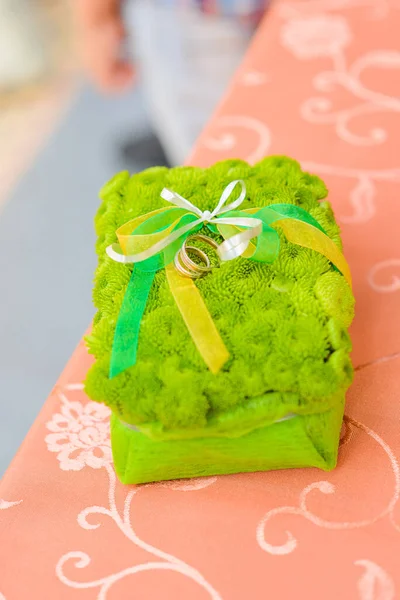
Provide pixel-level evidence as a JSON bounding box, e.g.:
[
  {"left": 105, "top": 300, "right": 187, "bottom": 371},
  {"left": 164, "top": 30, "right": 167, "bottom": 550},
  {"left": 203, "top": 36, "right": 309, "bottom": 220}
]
[
  {"left": 217, "top": 219, "right": 263, "bottom": 261},
  {"left": 160, "top": 188, "right": 204, "bottom": 217},
  {"left": 209, "top": 179, "right": 246, "bottom": 218}
]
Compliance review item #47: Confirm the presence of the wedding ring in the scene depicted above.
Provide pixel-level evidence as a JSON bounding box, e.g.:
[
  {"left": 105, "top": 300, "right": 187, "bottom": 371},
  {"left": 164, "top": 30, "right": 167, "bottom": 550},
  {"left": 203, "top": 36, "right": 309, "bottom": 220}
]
[
  {"left": 174, "top": 247, "right": 210, "bottom": 278},
  {"left": 181, "top": 245, "right": 212, "bottom": 274},
  {"left": 175, "top": 234, "right": 219, "bottom": 279}
]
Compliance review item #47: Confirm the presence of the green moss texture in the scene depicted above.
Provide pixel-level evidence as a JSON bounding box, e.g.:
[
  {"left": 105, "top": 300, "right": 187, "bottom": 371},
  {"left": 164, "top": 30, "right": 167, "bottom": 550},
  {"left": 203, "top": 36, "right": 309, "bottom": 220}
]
[{"left": 85, "top": 157, "right": 355, "bottom": 436}]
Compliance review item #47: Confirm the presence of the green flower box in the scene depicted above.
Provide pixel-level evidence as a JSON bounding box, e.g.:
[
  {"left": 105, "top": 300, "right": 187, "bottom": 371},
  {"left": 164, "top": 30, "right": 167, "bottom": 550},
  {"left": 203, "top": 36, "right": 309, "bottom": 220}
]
[{"left": 85, "top": 157, "right": 354, "bottom": 484}]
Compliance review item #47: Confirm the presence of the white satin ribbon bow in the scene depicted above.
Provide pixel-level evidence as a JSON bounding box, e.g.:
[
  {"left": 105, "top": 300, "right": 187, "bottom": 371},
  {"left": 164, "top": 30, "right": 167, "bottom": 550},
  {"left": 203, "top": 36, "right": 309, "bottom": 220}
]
[{"left": 106, "top": 179, "right": 262, "bottom": 264}]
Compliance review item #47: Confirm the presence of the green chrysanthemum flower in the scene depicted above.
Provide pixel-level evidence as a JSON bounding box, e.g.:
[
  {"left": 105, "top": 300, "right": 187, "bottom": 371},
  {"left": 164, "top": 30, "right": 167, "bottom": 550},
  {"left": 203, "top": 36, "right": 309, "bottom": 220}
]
[{"left": 85, "top": 157, "right": 355, "bottom": 432}]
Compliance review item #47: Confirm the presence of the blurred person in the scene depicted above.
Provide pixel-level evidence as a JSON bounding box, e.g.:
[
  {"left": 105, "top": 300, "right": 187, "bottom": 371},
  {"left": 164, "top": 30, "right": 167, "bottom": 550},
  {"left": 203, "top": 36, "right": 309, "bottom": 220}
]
[
  {"left": 74, "top": 0, "right": 135, "bottom": 93},
  {"left": 74, "top": 0, "right": 264, "bottom": 92},
  {"left": 73, "top": 0, "right": 267, "bottom": 163}
]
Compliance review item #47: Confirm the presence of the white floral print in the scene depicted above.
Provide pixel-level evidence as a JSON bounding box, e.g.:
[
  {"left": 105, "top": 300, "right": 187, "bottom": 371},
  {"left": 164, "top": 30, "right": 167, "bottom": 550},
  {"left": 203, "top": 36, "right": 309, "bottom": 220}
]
[
  {"left": 281, "top": 14, "right": 352, "bottom": 60},
  {"left": 45, "top": 399, "right": 112, "bottom": 471}
]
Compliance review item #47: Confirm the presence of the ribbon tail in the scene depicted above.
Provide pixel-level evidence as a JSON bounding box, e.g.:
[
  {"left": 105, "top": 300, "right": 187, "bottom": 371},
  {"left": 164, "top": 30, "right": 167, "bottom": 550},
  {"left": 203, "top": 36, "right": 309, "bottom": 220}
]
[
  {"left": 109, "top": 267, "right": 155, "bottom": 378},
  {"left": 166, "top": 264, "right": 230, "bottom": 374},
  {"left": 273, "top": 219, "right": 352, "bottom": 288}
]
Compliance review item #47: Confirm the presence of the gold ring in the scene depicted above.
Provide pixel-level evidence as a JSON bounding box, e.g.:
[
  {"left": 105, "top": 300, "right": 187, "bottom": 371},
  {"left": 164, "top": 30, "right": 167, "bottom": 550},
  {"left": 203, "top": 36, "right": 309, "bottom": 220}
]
[
  {"left": 181, "top": 245, "right": 212, "bottom": 274},
  {"left": 174, "top": 246, "right": 210, "bottom": 279},
  {"left": 174, "top": 235, "right": 219, "bottom": 279}
]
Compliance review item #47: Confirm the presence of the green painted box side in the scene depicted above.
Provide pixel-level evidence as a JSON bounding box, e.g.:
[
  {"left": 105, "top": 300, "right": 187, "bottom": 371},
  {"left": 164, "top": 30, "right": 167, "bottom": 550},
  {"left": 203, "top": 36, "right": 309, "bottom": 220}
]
[{"left": 111, "top": 393, "right": 345, "bottom": 484}]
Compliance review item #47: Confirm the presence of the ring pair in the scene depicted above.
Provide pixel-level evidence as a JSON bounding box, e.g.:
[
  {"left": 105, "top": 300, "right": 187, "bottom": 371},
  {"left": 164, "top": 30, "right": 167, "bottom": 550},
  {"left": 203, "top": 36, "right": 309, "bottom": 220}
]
[{"left": 174, "top": 235, "right": 218, "bottom": 279}]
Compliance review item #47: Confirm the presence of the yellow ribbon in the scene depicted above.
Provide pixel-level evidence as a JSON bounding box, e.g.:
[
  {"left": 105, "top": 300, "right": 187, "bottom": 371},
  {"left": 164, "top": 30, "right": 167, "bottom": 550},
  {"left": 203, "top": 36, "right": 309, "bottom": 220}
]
[
  {"left": 272, "top": 218, "right": 352, "bottom": 287},
  {"left": 166, "top": 264, "right": 230, "bottom": 373}
]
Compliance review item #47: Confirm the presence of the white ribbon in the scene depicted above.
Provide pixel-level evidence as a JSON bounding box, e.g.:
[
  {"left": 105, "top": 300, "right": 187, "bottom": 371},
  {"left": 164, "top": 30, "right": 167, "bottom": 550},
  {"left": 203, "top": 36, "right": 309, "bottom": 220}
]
[{"left": 106, "top": 179, "right": 263, "bottom": 264}]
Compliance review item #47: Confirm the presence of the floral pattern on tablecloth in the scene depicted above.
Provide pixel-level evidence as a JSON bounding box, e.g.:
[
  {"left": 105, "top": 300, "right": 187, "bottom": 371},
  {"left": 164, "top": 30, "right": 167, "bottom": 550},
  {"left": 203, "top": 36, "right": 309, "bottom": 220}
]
[{"left": 1, "top": 1, "right": 400, "bottom": 598}]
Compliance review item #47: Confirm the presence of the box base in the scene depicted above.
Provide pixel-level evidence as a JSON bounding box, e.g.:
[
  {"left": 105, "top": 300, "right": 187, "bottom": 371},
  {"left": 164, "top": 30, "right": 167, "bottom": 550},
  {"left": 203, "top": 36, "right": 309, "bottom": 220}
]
[{"left": 111, "top": 401, "right": 345, "bottom": 484}]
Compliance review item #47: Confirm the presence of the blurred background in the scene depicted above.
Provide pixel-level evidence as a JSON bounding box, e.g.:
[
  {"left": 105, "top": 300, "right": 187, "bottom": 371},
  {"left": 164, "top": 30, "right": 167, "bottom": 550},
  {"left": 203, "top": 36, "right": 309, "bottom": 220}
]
[{"left": 0, "top": 0, "right": 265, "bottom": 475}]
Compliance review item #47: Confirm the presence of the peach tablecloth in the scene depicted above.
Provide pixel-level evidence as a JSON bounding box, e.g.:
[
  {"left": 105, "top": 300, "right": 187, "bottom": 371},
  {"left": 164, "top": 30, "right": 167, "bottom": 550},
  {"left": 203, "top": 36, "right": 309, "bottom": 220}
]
[{"left": 1, "top": 1, "right": 400, "bottom": 598}]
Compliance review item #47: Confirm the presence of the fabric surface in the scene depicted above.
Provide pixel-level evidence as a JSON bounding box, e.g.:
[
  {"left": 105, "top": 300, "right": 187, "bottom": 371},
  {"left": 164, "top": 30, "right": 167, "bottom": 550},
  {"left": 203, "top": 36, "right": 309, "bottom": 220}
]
[{"left": 1, "top": 1, "right": 400, "bottom": 598}]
